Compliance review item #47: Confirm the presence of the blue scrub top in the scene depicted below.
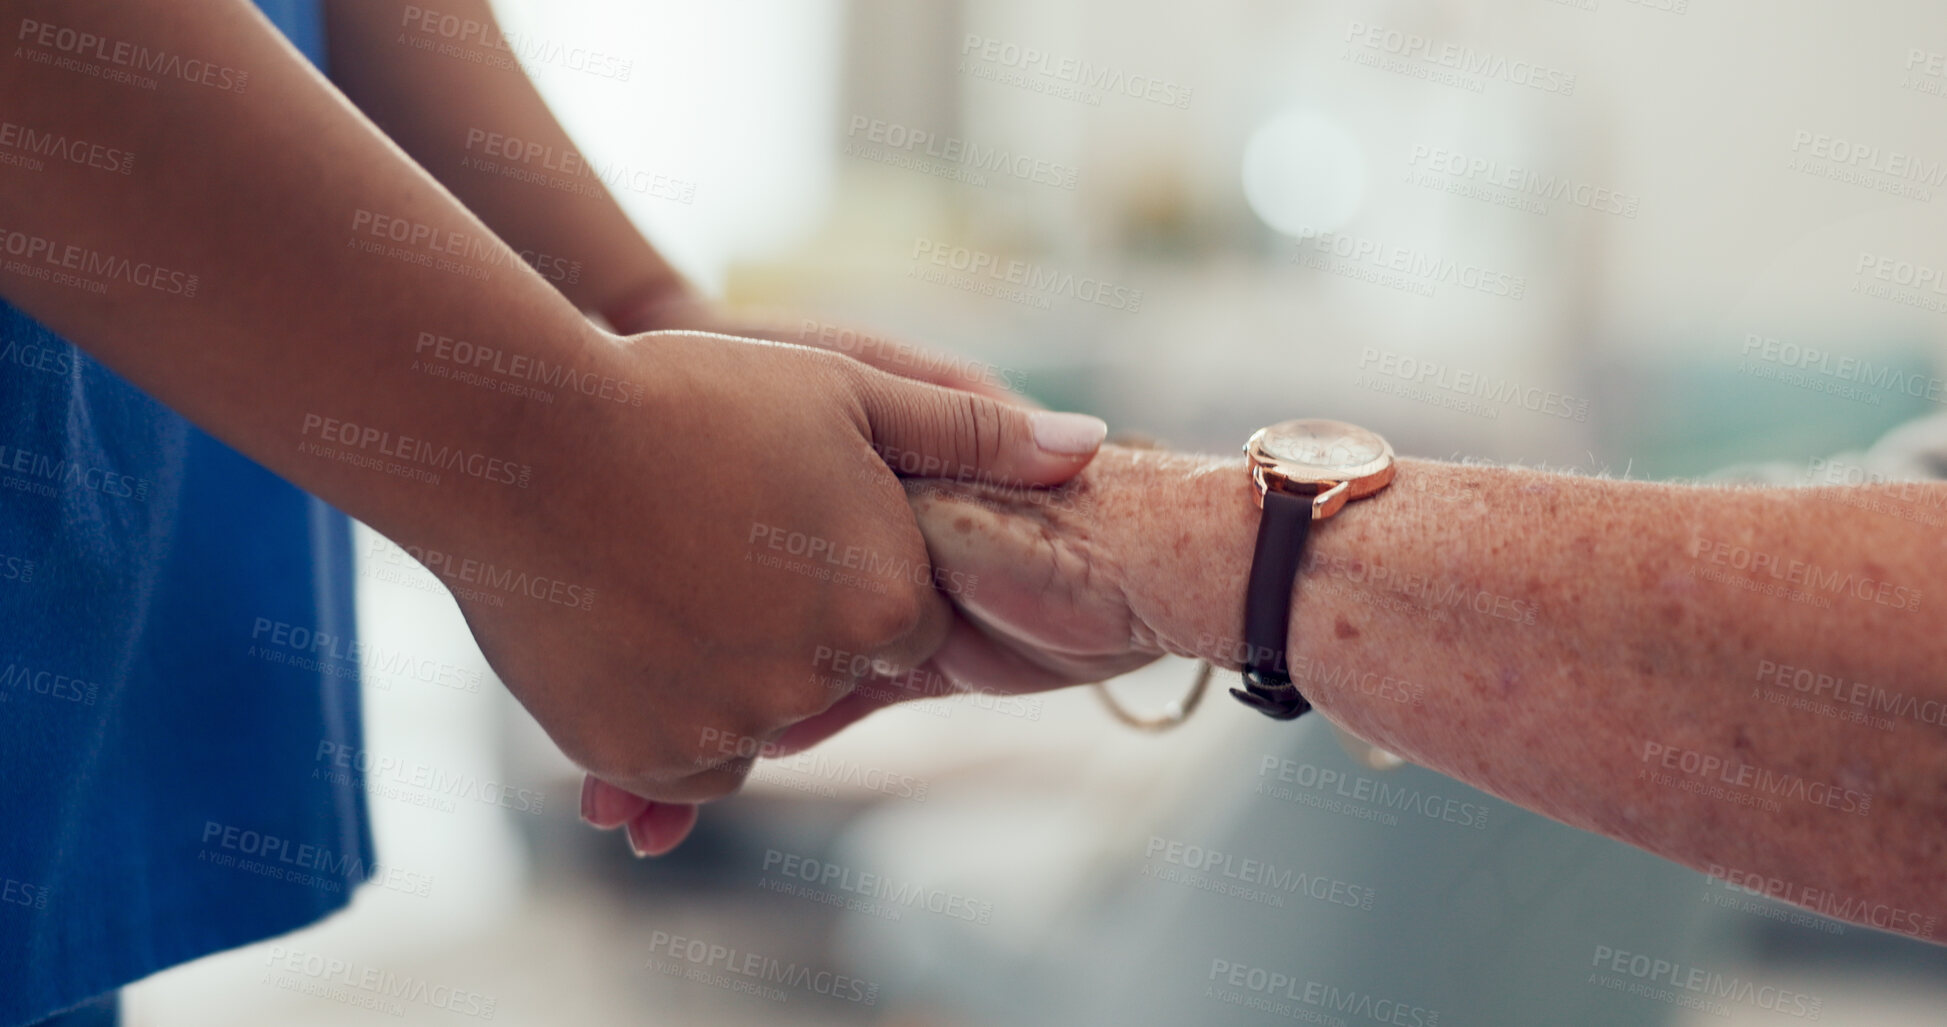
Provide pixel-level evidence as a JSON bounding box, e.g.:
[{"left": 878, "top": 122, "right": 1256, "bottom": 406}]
[{"left": 0, "top": 2, "right": 375, "bottom": 1023}]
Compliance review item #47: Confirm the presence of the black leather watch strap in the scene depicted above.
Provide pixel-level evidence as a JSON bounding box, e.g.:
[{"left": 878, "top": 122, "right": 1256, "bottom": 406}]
[{"left": 1229, "top": 488, "right": 1314, "bottom": 720}]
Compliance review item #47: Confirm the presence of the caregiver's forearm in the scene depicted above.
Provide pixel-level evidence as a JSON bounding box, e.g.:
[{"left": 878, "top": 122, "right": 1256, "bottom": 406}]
[
  {"left": 0, "top": 0, "right": 609, "bottom": 552},
  {"left": 1113, "top": 453, "right": 1947, "bottom": 936},
  {"left": 322, "top": 0, "right": 686, "bottom": 325}
]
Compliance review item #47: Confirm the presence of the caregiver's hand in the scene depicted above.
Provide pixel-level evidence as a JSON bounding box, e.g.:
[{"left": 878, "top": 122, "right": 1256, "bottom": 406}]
[
  {"left": 472, "top": 329, "right": 1104, "bottom": 807},
  {"left": 572, "top": 314, "right": 1047, "bottom": 852},
  {"left": 577, "top": 444, "right": 1148, "bottom": 856}
]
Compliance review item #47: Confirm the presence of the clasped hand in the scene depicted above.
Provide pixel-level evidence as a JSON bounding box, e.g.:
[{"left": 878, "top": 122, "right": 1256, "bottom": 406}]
[
  {"left": 564, "top": 321, "right": 1211, "bottom": 854},
  {"left": 579, "top": 438, "right": 1240, "bottom": 854},
  {"left": 457, "top": 322, "right": 1118, "bottom": 854}
]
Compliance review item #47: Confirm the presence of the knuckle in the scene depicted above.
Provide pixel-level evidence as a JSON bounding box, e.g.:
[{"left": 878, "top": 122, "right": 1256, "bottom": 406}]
[
  {"left": 768, "top": 676, "right": 845, "bottom": 723},
  {"left": 810, "top": 344, "right": 868, "bottom": 387},
  {"left": 643, "top": 759, "right": 753, "bottom": 804},
  {"left": 690, "top": 719, "right": 763, "bottom": 768},
  {"left": 686, "top": 764, "right": 753, "bottom": 803},
  {"left": 565, "top": 728, "right": 661, "bottom": 789},
  {"left": 837, "top": 585, "right": 927, "bottom": 652},
  {"left": 953, "top": 391, "right": 1007, "bottom": 474},
  {"left": 725, "top": 709, "right": 783, "bottom": 755}
]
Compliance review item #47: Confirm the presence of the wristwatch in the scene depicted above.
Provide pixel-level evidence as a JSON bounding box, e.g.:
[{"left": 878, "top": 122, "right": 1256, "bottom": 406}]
[{"left": 1229, "top": 419, "right": 1396, "bottom": 720}]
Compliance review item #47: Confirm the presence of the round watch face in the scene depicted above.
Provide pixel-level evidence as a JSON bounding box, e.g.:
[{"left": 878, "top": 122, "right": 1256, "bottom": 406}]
[
  {"left": 1255, "top": 419, "right": 1389, "bottom": 476},
  {"left": 1247, "top": 419, "right": 1396, "bottom": 503}
]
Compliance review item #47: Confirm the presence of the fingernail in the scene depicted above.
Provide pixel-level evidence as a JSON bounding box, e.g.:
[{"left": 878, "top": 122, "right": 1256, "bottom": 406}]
[
  {"left": 1030, "top": 411, "right": 1106, "bottom": 456},
  {"left": 579, "top": 776, "right": 598, "bottom": 823},
  {"left": 626, "top": 817, "right": 655, "bottom": 858}
]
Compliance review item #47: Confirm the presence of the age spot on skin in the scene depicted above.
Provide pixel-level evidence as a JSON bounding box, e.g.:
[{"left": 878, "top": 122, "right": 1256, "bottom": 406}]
[
  {"left": 1334, "top": 615, "right": 1360, "bottom": 639},
  {"left": 953, "top": 516, "right": 974, "bottom": 535}
]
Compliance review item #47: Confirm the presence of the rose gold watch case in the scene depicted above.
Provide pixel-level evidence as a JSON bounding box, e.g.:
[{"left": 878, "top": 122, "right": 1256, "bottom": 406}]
[{"left": 1245, "top": 418, "right": 1396, "bottom": 518}]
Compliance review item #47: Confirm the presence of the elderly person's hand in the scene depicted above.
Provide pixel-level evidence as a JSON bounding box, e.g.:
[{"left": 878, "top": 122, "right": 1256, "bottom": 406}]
[{"left": 899, "top": 446, "right": 1193, "bottom": 690}]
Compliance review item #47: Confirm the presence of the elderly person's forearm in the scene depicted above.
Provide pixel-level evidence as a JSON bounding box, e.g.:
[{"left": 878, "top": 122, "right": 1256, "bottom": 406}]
[{"left": 919, "top": 448, "right": 1947, "bottom": 938}]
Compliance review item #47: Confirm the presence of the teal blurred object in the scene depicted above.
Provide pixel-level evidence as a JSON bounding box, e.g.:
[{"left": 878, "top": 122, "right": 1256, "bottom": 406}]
[{"left": 1595, "top": 341, "right": 1943, "bottom": 479}]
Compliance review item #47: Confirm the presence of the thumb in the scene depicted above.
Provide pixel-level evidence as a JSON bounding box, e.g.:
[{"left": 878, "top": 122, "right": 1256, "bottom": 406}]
[{"left": 856, "top": 368, "right": 1105, "bottom": 486}]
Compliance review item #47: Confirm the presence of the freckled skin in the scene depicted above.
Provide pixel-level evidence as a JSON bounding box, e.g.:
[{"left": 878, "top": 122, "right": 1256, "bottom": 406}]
[{"left": 910, "top": 446, "right": 1947, "bottom": 942}]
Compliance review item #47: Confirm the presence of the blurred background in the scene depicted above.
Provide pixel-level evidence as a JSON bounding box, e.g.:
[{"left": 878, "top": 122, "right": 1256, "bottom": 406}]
[{"left": 125, "top": 0, "right": 1947, "bottom": 1023}]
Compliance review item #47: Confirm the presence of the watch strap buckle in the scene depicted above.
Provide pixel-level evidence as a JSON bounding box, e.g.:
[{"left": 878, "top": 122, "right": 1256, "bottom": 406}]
[{"left": 1229, "top": 668, "right": 1312, "bottom": 720}]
